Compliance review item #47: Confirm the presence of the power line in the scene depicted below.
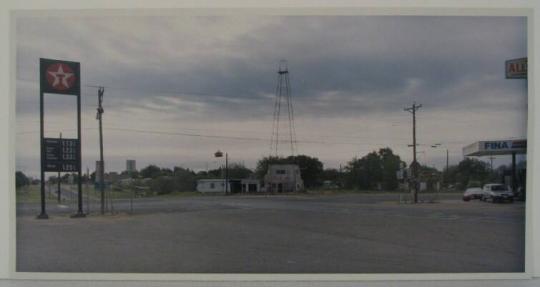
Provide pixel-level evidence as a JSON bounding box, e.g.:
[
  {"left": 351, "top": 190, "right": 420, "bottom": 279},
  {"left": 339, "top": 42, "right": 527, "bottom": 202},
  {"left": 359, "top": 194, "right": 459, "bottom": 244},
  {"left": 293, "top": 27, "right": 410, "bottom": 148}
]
[
  {"left": 15, "top": 126, "right": 514, "bottom": 149},
  {"left": 15, "top": 126, "right": 409, "bottom": 147},
  {"left": 15, "top": 125, "right": 508, "bottom": 148},
  {"left": 104, "top": 127, "right": 389, "bottom": 147}
]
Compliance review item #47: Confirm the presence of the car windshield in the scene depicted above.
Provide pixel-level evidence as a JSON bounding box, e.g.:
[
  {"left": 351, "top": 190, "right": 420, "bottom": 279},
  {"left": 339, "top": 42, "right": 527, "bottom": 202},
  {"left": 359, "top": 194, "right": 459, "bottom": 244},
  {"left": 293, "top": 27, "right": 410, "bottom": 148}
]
[{"left": 491, "top": 185, "right": 508, "bottom": 191}]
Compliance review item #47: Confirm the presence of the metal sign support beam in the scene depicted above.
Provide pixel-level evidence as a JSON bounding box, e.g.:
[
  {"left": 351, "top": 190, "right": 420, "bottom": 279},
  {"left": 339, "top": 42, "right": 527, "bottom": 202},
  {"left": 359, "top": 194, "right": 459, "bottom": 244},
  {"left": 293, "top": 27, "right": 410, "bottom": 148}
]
[{"left": 38, "top": 85, "right": 47, "bottom": 219}]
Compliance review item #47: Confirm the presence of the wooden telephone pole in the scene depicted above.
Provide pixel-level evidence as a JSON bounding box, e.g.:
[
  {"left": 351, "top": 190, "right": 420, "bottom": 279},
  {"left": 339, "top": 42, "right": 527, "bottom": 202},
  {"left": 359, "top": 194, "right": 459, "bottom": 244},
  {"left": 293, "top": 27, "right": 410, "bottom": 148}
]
[
  {"left": 97, "top": 87, "right": 105, "bottom": 214},
  {"left": 404, "top": 102, "right": 422, "bottom": 203}
]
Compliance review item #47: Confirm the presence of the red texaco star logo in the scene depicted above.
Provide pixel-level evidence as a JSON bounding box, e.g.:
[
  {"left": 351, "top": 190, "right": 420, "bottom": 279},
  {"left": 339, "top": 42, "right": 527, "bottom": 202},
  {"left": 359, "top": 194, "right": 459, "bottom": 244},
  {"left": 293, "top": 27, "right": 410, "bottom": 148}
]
[{"left": 46, "top": 63, "right": 76, "bottom": 91}]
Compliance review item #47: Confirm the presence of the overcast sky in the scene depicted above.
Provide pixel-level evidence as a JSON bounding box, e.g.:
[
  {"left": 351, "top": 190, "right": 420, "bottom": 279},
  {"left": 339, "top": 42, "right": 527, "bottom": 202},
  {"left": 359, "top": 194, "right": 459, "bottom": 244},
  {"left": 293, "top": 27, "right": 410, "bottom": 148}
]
[{"left": 15, "top": 14, "right": 527, "bottom": 177}]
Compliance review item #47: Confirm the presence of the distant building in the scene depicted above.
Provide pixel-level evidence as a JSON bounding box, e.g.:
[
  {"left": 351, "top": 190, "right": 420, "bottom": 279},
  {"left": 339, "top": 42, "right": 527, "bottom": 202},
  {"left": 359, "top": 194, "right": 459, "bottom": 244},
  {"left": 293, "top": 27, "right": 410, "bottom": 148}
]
[
  {"left": 126, "top": 159, "right": 136, "bottom": 173},
  {"left": 264, "top": 164, "right": 304, "bottom": 192},
  {"left": 196, "top": 179, "right": 241, "bottom": 193},
  {"left": 197, "top": 179, "right": 226, "bottom": 193}
]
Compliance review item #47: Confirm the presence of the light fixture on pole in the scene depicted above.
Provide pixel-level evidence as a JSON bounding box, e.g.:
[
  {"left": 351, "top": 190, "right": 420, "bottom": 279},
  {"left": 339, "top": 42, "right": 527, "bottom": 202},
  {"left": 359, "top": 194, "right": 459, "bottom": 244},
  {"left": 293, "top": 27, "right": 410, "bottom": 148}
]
[
  {"left": 214, "top": 150, "right": 228, "bottom": 195},
  {"left": 431, "top": 143, "right": 449, "bottom": 188}
]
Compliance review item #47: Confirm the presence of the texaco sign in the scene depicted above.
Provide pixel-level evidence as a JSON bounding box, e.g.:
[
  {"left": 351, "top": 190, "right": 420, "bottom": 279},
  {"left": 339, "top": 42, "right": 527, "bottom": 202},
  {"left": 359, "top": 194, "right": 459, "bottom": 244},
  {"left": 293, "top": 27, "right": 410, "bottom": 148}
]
[{"left": 40, "top": 58, "right": 80, "bottom": 95}]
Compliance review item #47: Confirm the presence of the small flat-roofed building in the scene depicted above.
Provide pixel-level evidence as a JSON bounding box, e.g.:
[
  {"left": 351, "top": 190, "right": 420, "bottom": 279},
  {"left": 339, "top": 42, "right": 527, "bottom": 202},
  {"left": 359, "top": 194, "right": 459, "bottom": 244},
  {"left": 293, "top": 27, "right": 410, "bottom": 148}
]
[
  {"left": 196, "top": 179, "right": 241, "bottom": 193},
  {"left": 196, "top": 179, "right": 227, "bottom": 193}
]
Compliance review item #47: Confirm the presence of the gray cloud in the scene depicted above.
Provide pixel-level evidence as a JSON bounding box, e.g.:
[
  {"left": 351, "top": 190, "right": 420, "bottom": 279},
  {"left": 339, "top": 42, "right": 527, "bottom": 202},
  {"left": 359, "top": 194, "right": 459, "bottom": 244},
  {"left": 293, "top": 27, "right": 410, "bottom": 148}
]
[{"left": 15, "top": 13, "right": 528, "bottom": 177}]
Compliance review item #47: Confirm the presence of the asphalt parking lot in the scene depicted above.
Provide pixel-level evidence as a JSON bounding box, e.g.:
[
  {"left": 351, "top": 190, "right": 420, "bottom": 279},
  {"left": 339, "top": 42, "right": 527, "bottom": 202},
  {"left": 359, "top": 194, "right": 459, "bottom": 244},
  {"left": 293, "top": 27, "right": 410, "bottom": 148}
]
[{"left": 16, "top": 193, "right": 525, "bottom": 273}]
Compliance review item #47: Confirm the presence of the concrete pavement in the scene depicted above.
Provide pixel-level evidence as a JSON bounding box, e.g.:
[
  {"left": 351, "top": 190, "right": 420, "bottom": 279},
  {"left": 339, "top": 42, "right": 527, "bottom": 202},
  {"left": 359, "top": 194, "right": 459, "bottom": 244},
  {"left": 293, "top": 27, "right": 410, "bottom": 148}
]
[{"left": 16, "top": 193, "right": 525, "bottom": 273}]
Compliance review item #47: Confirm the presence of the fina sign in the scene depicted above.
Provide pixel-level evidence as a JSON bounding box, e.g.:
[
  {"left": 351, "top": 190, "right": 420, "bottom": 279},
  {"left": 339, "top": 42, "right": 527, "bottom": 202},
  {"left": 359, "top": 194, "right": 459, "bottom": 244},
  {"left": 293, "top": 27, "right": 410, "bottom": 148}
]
[
  {"left": 505, "top": 57, "right": 527, "bottom": 79},
  {"left": 463, "top": 139, "right": 527, "bottom": 156},
  {"left": 484, "top": 140, "right": 526, "bottom": 151}
]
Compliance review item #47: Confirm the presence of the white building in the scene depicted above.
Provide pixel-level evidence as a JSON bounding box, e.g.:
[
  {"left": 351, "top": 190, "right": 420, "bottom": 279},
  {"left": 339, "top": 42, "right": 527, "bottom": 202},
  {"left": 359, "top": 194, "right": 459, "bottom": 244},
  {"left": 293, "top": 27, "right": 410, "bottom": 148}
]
[
  {"left": 264, "top": 164, "right": 304, "bottom": 192},
  {"left": 196, "top": 179, "right": 233, "bottom": 193}
]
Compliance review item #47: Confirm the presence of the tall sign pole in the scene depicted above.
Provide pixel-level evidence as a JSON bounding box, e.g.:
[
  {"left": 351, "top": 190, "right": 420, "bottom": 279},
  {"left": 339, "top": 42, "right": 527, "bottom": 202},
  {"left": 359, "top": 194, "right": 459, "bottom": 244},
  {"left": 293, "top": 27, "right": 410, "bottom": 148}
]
[
  {"left": 57, "top": 132, "right": 62, "bottom": 203},
  {"left": 38, "top": 64, "right": 47, "bottom": 219},
  {"left": 39, "top": 58, "right": 84, "bottom": 219},
  {"left": 505, "top": 57, "right": 527, "bottom": 197},
  {"left": 74, "top": 72, "right": 84, "bottom": 218}
]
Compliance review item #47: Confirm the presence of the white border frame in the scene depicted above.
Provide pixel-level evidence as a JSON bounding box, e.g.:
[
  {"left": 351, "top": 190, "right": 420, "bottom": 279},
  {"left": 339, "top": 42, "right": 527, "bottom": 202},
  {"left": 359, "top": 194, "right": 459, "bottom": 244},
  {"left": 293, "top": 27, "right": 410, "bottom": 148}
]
[{"left": 1, "top": 0, "right": 539, "bottom": 284}]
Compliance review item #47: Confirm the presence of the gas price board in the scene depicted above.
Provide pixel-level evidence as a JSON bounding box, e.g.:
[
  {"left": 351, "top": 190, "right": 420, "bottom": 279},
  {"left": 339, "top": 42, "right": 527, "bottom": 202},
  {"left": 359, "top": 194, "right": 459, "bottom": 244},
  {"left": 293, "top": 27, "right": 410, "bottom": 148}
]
[{"left": 43, "top": 137, "right": 80, "bottom": 172}]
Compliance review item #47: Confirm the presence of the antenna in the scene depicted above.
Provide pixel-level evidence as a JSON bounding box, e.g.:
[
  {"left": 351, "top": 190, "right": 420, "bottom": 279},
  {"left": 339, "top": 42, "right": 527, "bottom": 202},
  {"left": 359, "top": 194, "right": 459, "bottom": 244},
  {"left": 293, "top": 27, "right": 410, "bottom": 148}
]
[{"left": 270, "top": 60, "right": 298, "bottom": 156}]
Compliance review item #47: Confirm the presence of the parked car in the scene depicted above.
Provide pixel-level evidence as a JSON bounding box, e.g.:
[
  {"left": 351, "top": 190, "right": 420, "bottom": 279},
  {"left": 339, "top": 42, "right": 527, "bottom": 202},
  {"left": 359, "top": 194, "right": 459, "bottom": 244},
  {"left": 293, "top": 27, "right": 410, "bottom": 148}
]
[
  {"left": 462, "top": 187, "right": 483, "bottom": 201},
  {"left": 481, "top": 183, "right": 514, "bottom": 203}
]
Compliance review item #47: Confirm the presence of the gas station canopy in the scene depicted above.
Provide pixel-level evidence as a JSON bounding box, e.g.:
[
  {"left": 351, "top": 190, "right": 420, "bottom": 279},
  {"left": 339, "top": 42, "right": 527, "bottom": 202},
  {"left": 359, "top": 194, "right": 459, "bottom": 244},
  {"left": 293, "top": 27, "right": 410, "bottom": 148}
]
[{"left": 463, "top": 139, "right": 527, "bottom": 156}]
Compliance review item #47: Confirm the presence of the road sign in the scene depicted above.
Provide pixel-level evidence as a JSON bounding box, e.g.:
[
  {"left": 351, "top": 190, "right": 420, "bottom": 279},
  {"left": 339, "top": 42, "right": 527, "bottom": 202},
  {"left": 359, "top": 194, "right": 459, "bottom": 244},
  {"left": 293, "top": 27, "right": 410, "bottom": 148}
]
[
  {"left": 505, "top": 57, "right": 527, "bottom": 79},
  {"left": 43, "top": 138, "right": 80, "bottom": 172}
]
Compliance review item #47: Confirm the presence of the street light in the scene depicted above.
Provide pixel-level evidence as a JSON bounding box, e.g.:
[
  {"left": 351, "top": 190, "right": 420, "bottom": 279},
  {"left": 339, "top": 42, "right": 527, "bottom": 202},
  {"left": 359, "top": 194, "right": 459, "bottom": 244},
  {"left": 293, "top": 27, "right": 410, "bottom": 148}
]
[
  {"left": 431, "top": 143, "right": 449, "bottom": 188},
  {"left": 214, "top": 150, "right": 228, "bottom": 195}
]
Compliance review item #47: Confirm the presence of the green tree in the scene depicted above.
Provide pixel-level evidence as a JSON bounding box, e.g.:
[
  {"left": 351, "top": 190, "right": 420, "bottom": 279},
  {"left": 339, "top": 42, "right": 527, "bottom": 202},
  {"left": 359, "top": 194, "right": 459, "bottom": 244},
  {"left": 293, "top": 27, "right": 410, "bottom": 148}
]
[
  {"left": 149, "top": 176, "right": 176, "bottom": 195},
  {"left": 448, "top": 158, "right": 491, "bottom": 189},
  {"left": 161, "top": 168, "right": 173, "bottom": 176},
  {"left": 16, "top": 171, "right": 30, "bottom": 188},
  {"left": 321, "top": 168, "right": 340, "bottom": 182},
  {"left": 140, "top": 165, "right": 162, "bottom": 179},
  {"left": 226, "top": 163, "right": 253, "bottom": 179},
  {"left": 205, "top": 163, "right": 253, "bottom": 179},
  {"left": 379, "top": 148, "right": 403, "bottom": 190},
  {"left": 345, "top": 151, "right": 382, "bottom": 190},
  {"left": 255, "top": 156, "right": 286, "bottom": 179},
  {"left": 288, "top": 155, "right": 323, "bottom": 188},
  {"left": 344, "top": 148, "right": 404, "bottom": 191},
  {"left": 173, "top": 166, "right": 197, "bottom": 192}
]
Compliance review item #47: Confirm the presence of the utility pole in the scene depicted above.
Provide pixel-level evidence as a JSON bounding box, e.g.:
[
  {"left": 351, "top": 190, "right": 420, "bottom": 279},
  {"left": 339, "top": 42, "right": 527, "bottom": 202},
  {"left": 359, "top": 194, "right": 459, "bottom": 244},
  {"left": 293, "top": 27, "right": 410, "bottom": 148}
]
[
  {"left": 446, "top": 148, "right": 449, "bottom": 188},
  {"left": 404, "top": 102, "right": 422, "bottom": 203},
  {"left": 214, "top": 150, "right": 229, "bottom": 195},
  {"left": 489, "top": 154, "right": 495, "bottom": 171},
  {"left": 57, "top": 132, "right": 62, "bottom": 203},
  {"left": 86, "top": 167, "right": 90, "bottom": 214},
  {"left": 225, "top": 152, "right": 229, "bottom": 195},
  {"left": 96, "top": 87, "right": 105, "bottom": 215},
  {"left": 446, "top": 149, "right": 449, "bottom": 173}
]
